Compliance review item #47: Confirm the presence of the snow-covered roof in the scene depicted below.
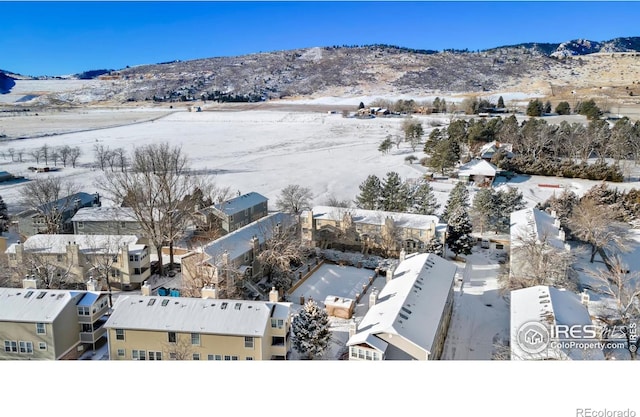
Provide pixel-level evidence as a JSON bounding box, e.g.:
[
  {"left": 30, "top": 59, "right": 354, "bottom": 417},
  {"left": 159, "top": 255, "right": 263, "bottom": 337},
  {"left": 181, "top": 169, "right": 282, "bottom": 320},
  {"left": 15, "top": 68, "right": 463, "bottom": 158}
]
[
  {"left": 479, "top": 141, "right": 513, "bottom": 157},
  {"left": 457, "top": 159, "right": 498, "bottom": 177},
  {"left": 510, "top": 285, "right": 605, "bottom": 360},
  {"left": 201, "top": 212, "right": 292, "bottom": 263},
  {"left": 104, "top": 295, "right": 291, "bottom": 337},
  {"left": 0, "top": 288, "right": 87, "bottom": 323},
  {"left": 20, "top": 192, "right": 100, "bottom": 218},
  {"left": 510, "top": 208, "right": 565, "bottom": 249},
  {"left": 5, "top": 234, "right": 141, "bottom": 255},
  {"left": 211, "top": 192, "right": 268, "bottom": 216},
  {"left": 70, "top": 206, "right": 137, "bottom": 222},
  {"left": 347, "top": 253, "right": 457, "bottom": 359},
  {"left": 308, "top": 206, "right": 440, "bottom": 231}
]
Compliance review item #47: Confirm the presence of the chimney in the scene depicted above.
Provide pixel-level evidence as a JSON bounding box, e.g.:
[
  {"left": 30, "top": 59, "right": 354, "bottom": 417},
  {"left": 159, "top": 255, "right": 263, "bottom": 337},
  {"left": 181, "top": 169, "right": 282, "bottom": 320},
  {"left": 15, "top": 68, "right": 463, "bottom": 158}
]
[
  {"left": 222, "top": 250, "right": 229, "bottom": 265},
  {"left": 369, "top": 289, "right": 378, "bottom": 308},
  {"left": 22, "top": 276, "right": 37, "bottom": 289},
  {"left": 251, "top": 235, "right": 260, "bottom": 255},
  {"left": 140, "top": 280, "right": 151, "bottom": 296},
  {"left": 386, "top": 266, "right": 396, "bottom": 283},
  {"left": 201, "top": 285, "right": 218, "bottom": 299},
  {"left": 349, "top": 321, "right": 357, "bottom": 338},
  {"left": 399, "top": 248, "right": 406, "bottom": 263},
  {"left": 269, "top": 286, "right": 279, "bottom": 302},
  {"left": 558, "top": 228, "right": 566, "bottom": 242},
  {"left": 86, "top": 276, "right": 100, "bottom": 292},
  {"left": 581, "top": 290, "right": 590, "bottom": 307}
]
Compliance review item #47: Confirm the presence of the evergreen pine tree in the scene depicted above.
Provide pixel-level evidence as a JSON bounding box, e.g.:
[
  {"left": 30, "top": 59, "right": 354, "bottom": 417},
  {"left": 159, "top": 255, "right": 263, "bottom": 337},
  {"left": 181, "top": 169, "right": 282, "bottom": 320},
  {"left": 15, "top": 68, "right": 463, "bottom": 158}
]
[
  {"left": 355, "top": 175, "right": 382, "bottom": 210},
  {"left": 0, "top": 195, "right": 8, "bottom": 233},
  {"left": 493, "top": 188, "right": 525, "bottom": 233},
  {"left": 424, "top": 235, "right": 444, "bottom": 257},
  {"left": 291, "top": 299, "right": 331, "bottom": 359},
  {"left": 471, "top": 188, "right": 494, "bottom": 233},
  {"left": 446, "top": 206, "right": 475, "bottom": 258},
  {"left": 442, "top": 181, "right": 469, "bottom": 223},
  {"left": 497, "top": 96, "right": 505, "bottom": 109},
  {"left": 410, "top": 180, "right": 440, "bottom": 215},
  {"left": 380, "top": 171, "right": 409, "bottom": 212}
]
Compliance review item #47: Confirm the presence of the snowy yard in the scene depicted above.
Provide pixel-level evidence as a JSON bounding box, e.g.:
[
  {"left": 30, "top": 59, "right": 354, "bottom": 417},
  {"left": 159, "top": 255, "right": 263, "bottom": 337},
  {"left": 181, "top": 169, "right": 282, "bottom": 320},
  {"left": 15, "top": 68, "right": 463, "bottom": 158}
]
[{"left": 441, "top": 246, "right": 509, "bottom": 360}]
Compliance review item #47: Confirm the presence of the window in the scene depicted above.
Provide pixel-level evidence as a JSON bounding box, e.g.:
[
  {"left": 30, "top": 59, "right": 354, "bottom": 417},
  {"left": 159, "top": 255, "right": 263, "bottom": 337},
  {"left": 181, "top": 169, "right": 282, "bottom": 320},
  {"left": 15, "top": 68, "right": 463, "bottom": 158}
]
[
  {"left": 78, "top": 221, "right": 84, "bottom": 229},
  {"left": 168, "top": 332, "right": 176, "bottom": 343},
  {"left": 56, "top": 254, "right": 63, "bottom": 262},
  {"left": 19, "top": 341, "right": 33, "bottom": 354},
  {"left": 246, "top": 357, "right": 253, "bottom": 360},
  {"left": 224, "top": 355, "right": 231, "bottom": 361},
  {"left": 115, "top": 329, "right": 125, "bottom": 341},
  {"left": 207, "top": 354, "right": 215, "bottom": 361},
  {"left": 191, "top": 333, "right": 200, "bottom": 346},
  {"left": 271, "top": 336, "right": 285, "bottom": 346},
  {"left": 132, "top": 350, "right": 139, "bottom": 360},
  {"left": 192, "top": 353, "right": 200, "bottom": 360},
  {"left": 36, "top": 323, "right": 46, "bottom": 335},
  {"left": 78, "top": 306, "right": 90, "bottom": 316},
  {"left": 214, "top": 354, "right": 222, "bottom": 360},
  {"left": 244, "top": 336, "right": 254, "bottom": 349},
  {"left": 149, "top": 351, "right": 162, "bottom": 360},
  {"left": 169, "top": 352, "right": 176, "bottom": 360},
  {"left": 277, "top": 319, "right": 284, "bottom": 328},
  {"left": 129, "top": 255, "right": 134, "bottom": 262},
  {"left": 39, "top": 342, "right": 47, "bottom": 351},
  {"left": 4, "top": 341, "right": 17, "bottom": 352},
  {"left": 231, "top": 356, "right": 238, "bottom": 360},
  {"left": 81, "top": 323, "right": 92, "bottom": 333},
  {"left": 137, "top": 350, "right": 146, "bottom": 360},
  {"left": 134, "top": 268, "right": 141, "bottom": 275}
]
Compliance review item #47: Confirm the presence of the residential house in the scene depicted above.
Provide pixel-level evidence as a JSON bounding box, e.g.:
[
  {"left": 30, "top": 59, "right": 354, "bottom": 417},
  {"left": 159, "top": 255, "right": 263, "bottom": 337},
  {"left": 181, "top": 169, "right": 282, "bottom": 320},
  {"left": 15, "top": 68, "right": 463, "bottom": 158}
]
[
  {"left": 510, "top": 285, "right": 604, "bottom": 360},
  {"left": 5, "top": 234, "right": 150, "bottom": 290},
  {"left": 104, "top": 290, "right": 292, "bottom": 360},
  {"left": 16, "top": 192, "right": 101, "bottom": 237},
  {"left": 478, "top": 141, "right": 514, "bottom": 162},
  {"left": 301, "top": 206, "right": 443, "bottom": 256},
  {"left": 181, "top": 212, "right": 293, "bottom": 296},
  {"left": 0, "top": 285, "right": 110, "bottom": 360},
  {"left": 346, "top": 252, "right": 458, "bottom": 360},
  {"left": 509, "top": 207, "right": 569, "bottom": 282},
  {"left": 70, "top": 206, "right": 143, "bottom": 236},
  {"left": 200, "top": 192, "right": 268, "bottom": 234},
  {"left": 457, "top": 159, "right": 498, "bottom": 186}
]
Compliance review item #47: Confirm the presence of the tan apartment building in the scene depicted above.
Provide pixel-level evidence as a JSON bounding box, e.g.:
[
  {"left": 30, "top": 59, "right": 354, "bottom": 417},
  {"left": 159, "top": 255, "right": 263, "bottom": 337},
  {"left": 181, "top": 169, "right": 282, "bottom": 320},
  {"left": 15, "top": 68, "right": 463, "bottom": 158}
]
[
  {"left": 346, "top": 252, "right": 458, "bottom": 360},
  {"left": 5, "top": 234, "right": 151, "bottom": 290},
  {"left": 0, "top": 285, "right": 110, "bottom": 360},
  {"left": 104, "top": 290, "right": 292, "bottom": 360},
  {"left": 181, "top": 212, "right": 293, "bottom": 297},
  {"left": 301, "top": 206, "right": 443, "bottom": 256}
]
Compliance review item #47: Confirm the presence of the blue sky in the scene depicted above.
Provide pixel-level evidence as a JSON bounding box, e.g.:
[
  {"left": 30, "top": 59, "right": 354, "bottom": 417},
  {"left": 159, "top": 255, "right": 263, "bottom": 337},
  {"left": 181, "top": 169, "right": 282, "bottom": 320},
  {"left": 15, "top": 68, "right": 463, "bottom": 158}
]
[{"left": 1, "top": 1, "right": 639, "bottom": 76}]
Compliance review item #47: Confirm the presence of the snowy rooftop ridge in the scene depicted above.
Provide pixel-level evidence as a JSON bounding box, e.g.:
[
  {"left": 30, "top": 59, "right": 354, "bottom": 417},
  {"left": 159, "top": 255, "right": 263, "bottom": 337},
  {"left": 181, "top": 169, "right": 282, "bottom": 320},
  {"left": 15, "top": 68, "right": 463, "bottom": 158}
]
[
  {"left": 510, "top": 207, "right": 566, "bottom": 249},
  {"left": 0, "top": 288, "right": 101, "bottom": 323},
  {"left": 308, "top": 205, "right": 440, "bottom": 230},
  {"left": 347, "top": 252, "right": 457, "bottom": 359},
  {"left": 70, "top": 206, "right": 137, "bottom": 222},
  {"left": 457, "top": 158, "right": 498, "bottom": 177},
  {"left": 5, "top": 234, "right": 141, "bottom": 255},
  {"left": 510, "top": 285, "right": 605, "bottom": 360},
  {"left": 201, "top": 212, "right": 292, "bottom": 262},
  {"left": 104, "top": 295, "right": 291, "bottom": 336}
]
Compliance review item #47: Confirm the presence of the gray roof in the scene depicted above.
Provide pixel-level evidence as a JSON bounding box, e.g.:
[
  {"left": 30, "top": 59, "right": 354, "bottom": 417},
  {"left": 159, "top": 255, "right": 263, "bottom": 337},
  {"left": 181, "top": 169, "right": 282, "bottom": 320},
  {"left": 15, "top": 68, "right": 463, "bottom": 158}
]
[
  {"left": 213, "top": 192, "right": 268, "bottom": 216},
  {"left": 202, "top": 212, "right": 292, "bottom": 263},
  {"left": 104, "top": 295, "right": 291, "bottom": 337},
  {"left": 70, "top": 206, "right": 137, "bottom": 223},
  {"left": 34, "top": 192, "right": 100, "bottom": 216},
  {"left": 347, "top": 253, "right": 457, "bottom": 357},
  {"left": 0, "top": 288, "right": 88, "bottom": 323}
]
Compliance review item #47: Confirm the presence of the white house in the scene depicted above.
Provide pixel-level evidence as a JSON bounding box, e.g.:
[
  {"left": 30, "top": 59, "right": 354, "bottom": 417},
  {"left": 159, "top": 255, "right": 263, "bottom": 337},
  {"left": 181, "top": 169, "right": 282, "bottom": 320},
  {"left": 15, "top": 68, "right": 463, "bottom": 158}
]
[
  {"left": 510, "top": 285, "right": 605, "bottom": 360},
  {"left": 457, "top": 158, "right": 498, "bottom": 185},
  {"left": 346, "top": 252, "right": 457, "bottom": 360}
]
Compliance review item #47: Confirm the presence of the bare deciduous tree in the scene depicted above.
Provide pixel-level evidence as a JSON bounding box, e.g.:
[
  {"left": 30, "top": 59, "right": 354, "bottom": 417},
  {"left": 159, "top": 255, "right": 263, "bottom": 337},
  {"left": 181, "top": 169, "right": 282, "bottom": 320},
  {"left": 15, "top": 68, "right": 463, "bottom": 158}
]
[
  {"left": 276, "top": 184, "right": 313, "bottom": 215},
  {"left": 568, "top": 198, "right": 632, "bottom": 263},
  {"left": 20, "top": 176, "right": 80, "bottom": 234},
  {"left": 69, "top": 146, "right": 81, "bottom": 168},
  {"left": 256, "top": 216, "right": 304, "bottom": 292},
  {"left": 100, "top": 143, "right": 208, "bottom": 276}
]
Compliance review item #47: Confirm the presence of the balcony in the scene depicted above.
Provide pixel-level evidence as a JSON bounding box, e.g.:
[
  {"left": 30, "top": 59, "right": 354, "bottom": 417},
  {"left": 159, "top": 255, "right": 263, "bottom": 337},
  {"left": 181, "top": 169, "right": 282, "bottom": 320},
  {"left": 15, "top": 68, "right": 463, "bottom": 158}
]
[{"left": 80, "top": 326, "right": 107, "bottom": 344}]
